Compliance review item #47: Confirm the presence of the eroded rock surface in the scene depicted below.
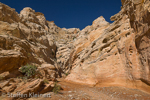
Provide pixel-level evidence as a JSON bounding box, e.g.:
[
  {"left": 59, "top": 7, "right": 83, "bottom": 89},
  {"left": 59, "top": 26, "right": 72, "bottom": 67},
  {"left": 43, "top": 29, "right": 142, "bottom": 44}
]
[
  {"left": 0, "top": 2, "right": 79, "bottom": 97},
  {"left": 1, "top": 0, "right": 150, "bottom": 98},
  {"left": 65, "top": 0, "right": 150, "bottom": 93}
]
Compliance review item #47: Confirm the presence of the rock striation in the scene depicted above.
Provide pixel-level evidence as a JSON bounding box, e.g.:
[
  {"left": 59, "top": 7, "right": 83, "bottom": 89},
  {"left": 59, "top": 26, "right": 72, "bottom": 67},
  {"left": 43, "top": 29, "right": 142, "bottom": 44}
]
[
  {"left": 0, "top": 2, "right": 79, "bottom": 98},
  {"left": 1, "top": 0, "right": 150, "bottom": 97},
  {"left": 65, "top": 0, "right": 150, "bottom": 93}
]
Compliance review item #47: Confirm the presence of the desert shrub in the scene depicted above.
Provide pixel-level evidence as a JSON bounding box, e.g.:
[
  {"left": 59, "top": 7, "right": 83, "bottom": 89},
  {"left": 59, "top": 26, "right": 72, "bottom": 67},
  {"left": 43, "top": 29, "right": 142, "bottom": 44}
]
[
  {"left": 52, "top": 82, "right": 61, "bottom": 94},
  {"left": 43, "top": 79, "right": 49, "bottom": 84},
  {"left": 21, "top": 77, "right": 28, "bottom": 83},
  {"left": 0, "top": 76, "right": 3, "bottom": 80},
  {"left": 19, "top": 64, "right": 37, "bottom": 78},
  {"left": 65, "top": 72, "right": 69, "bottom": 76},
  {"left": 40, "top": 55, "right": 44, "bottom": 58},
  {"left": 59, "top": 55, "right": 62, "bottom": 58},
  {"left": 73, "top": 37, "right": 76, "bottom": 40},
  {"left": 27, "top": 53, "right": 31, "bottom": 57}
]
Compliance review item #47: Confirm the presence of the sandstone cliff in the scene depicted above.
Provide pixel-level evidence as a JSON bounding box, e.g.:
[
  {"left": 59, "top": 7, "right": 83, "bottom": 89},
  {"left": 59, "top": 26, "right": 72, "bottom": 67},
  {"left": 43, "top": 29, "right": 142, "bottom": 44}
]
[
  {"left": 0, "top": 2, "right": 79, "bottom": 98},
  {"left": 0, "top": 0, "right": 150, "bottom": 98},
  {"left": 66, "top": 0, "right": 150, "bottom": 93}
]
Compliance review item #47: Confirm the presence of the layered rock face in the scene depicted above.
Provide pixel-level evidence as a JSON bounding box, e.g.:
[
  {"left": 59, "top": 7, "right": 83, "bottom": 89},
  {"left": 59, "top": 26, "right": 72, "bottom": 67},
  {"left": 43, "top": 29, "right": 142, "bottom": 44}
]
[
  {"left": 0, "top": 2, "right": 79, "bottom": 97},
  {"left": 0, "top": 2, "right": 79, "bottom": 73},
  {"left": 1, "top": 0, "right": 150, "bottom": 96},
  {"left": 66, "top": 0, "right": 150, "bottom": 92},
  {"left": 0, "top": 4, "right": 56, "bottom": 73}
]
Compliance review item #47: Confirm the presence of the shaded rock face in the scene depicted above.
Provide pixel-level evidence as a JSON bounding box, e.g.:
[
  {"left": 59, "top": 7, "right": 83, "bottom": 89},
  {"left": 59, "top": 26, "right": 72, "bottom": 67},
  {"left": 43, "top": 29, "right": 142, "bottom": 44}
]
[
  {"left": 0, "top": 3, "right": 79, "bottom": 73},
  {"left": 0, "top": 2, "right": 79, "bottom": 96},
  {"left": 65, "top": 0, "right": 150, "bottom": 92}
]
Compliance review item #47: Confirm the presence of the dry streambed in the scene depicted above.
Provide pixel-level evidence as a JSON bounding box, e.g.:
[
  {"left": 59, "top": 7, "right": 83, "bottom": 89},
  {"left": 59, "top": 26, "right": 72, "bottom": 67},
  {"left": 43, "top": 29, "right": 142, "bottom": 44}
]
[{"left": 28, "top": 79, "right": 150, "bottom": 100}]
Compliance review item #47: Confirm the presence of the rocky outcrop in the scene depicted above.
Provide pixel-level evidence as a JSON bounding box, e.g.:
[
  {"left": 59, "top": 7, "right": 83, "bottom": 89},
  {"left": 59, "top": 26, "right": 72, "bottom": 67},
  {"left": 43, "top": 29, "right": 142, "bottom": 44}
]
[
  {"left": 0, "top": 78, "right": 54, "bottom": 99},
  {"left": 0, "top": 3, "right": 58, "bottom": 97},
  {"left": 65, "top": 0, "right": 150, "bottom": 93},
  {"left": 0, "top": 2, "right": 79, "bottom": 96},
  {"left": 0, "top": 4, "right": 56, "bottom": 73},
  {"left": 1, "top": 0, "right": 150, "bottom": 97},
  {"left": 0, "top": 2, "right": 79, "bottom": 72}
]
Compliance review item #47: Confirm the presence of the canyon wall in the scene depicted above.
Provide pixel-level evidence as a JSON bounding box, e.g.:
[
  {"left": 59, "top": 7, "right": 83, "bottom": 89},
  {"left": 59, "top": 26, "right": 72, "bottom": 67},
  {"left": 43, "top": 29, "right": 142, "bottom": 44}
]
[
  {"left": 65, "top": 0, "right": 150, "bottom": 93},
  {"left": 0, "top": 0, "right": 150, "bottom": 96},
  {"left": 0, "top": 3, "right": 79, "bottom": 96}
]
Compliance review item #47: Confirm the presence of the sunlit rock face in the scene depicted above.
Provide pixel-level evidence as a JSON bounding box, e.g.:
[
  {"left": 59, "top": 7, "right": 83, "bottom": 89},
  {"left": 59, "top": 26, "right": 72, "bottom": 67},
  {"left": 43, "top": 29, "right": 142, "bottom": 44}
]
[
  {"left": 0, "top": 2, "right": 79, "bottom": 73},
  {"left": 0, "top": 2, "right": 80, "bottom": 96},
  {"left": 1, "top": 0, "right": 150, "bottom": 96},
  {"left": 65, "top": 0, "right": 150, "bottom": 93}
]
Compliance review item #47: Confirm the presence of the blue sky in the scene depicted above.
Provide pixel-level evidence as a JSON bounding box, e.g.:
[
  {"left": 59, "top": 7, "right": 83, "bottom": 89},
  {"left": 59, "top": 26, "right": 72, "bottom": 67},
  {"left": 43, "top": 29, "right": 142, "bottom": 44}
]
[{"left": 0, "top": 0, "right": 121, "bottom": 30}]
